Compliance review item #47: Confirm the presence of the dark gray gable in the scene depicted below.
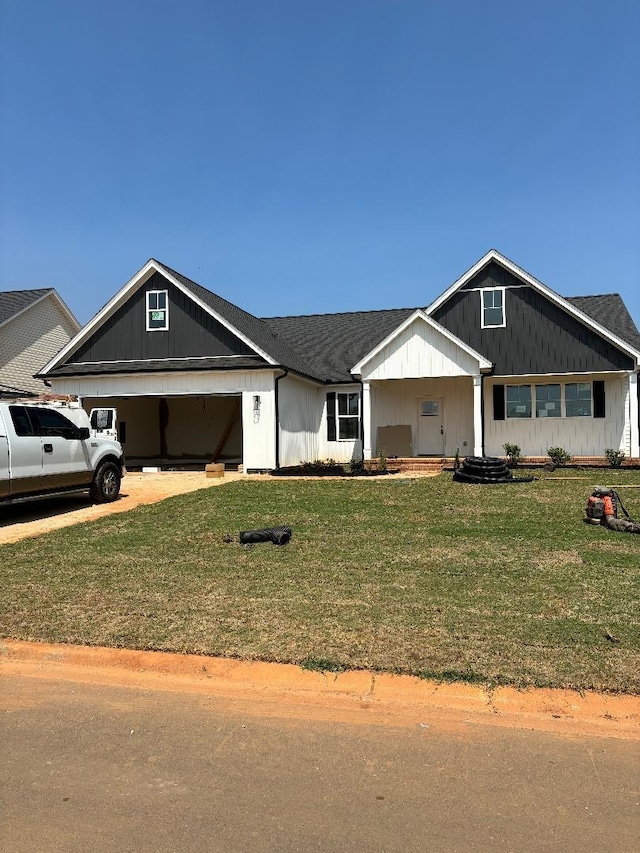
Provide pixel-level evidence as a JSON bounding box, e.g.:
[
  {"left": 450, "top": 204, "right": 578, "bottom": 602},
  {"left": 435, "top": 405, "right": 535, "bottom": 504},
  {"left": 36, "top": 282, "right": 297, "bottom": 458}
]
[
  {"left": 0, "top": 288, "right": 54, "bottom": 325},
  {"left": 66, "top": 271, "right": 259, "bottom": 364},
  {"left": 432, "top": 260, "right": 635, "bottom": 374}
]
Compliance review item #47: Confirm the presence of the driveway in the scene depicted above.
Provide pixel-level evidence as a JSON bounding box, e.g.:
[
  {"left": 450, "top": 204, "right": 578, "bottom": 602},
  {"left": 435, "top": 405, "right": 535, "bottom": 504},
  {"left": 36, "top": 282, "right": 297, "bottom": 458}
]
[{"left": 0, "top": 471, "right": 241, "bottom": 545}]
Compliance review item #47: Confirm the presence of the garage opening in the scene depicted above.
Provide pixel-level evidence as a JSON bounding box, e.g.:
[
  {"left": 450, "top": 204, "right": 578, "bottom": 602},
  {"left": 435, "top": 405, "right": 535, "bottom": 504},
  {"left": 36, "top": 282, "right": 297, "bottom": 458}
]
[{"left": 81, "top": 395, "right": 242, "bottom": 470}]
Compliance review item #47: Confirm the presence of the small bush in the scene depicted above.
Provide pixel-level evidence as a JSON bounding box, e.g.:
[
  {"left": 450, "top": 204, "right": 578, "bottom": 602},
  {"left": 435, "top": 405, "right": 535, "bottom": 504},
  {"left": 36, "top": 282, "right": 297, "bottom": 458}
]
[
  {"left": 547, "top": 446, "right": 572, "bottom": 466},
  {"left": 503, "top": 443, "right": 522, "bottom": 467},
  {"left": 604, "top": 448, "right": 626, "bottom": 468}
]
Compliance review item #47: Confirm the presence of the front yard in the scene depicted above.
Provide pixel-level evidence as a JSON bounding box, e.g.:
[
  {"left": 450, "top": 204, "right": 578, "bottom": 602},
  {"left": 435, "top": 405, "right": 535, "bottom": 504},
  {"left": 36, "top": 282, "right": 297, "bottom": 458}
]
[{"left": 1, "top": 470, "right": 639, "bottom": 692}]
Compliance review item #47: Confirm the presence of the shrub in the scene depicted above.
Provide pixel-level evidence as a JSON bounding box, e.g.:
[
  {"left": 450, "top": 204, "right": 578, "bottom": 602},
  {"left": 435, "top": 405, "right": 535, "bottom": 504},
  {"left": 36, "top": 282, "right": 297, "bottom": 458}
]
[
  {"left": 604, "top": 448, "right": 626, "bottom": 468},
  {"left": 503, "top": 443, "right": 522, "bottom": 467},
  {"left": 547, "top": 446, "right": 572, "bottom": 466}
]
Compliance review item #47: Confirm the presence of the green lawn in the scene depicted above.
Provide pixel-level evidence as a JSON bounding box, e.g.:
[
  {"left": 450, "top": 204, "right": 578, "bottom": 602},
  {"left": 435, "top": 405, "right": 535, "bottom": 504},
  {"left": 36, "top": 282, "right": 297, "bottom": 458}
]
[{"left": 2, "top": 470, "right": 639, "bottom": 692}]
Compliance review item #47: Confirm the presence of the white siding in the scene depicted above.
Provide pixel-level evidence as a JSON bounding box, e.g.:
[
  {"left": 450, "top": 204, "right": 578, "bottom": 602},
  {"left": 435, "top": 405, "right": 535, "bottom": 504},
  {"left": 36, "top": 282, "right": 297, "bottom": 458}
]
[
  {"left": 51, "top": 369, "right": 277, "bottom": 471},
  {"left": 277, "top": 375, "right": 321, "bottom": 467},
  {"left": 371, "top": 377, "right": 474, "bottom": 457},
  {"left": 485, "top": 374, "right": 628, "bottom": 457},
  {"left": 0, "top": 296, "right": 79, "bottom": 395},
  {"left": 361, "top": 316, "right": 481, "bottom": 380}
]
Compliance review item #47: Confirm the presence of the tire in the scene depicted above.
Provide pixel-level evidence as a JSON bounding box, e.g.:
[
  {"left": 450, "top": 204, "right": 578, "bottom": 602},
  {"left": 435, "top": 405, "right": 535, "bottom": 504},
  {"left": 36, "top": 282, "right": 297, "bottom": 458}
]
[{"left": 90, "top": 461, "right": 121, "bottom": 503}]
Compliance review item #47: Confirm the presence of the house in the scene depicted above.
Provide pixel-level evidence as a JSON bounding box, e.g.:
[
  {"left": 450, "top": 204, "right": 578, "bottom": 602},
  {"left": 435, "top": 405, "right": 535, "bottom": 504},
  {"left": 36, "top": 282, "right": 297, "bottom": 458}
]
[
  {"left": 38, "top": 250, "right": 640, "bottom": 469},
  {"left": 0, "top": 289, "right": 80, "bottom": 398}
]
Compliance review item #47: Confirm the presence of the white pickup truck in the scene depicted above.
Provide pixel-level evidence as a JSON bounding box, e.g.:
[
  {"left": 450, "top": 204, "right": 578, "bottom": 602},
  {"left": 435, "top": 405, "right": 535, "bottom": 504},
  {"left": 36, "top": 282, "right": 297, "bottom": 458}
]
[{"left": 0, "top": 401, "right": 125, "bottom": 504}]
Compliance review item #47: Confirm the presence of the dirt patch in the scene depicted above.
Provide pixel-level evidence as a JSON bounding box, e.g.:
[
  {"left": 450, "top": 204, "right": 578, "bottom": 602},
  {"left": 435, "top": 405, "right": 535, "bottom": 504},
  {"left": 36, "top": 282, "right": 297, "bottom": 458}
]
[
  {"left": 0, "top": 471, "right": 243, "bottom": 545},
  {"left": 1, "top": 639, "right": 638, "bottom": 739}
]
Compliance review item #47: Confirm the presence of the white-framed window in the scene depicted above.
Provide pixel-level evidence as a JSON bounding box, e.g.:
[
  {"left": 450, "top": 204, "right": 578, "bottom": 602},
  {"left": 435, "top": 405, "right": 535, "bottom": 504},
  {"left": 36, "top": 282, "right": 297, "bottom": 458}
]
[
  {"left": 506, "top": 384, "right": 531, "bottom": 418},
  {"left": 146, "top": 290, "right": 169, "bottom": 331},
  {"left": 503, "top": 382, "right": 596, "bottom": 419},
  {"left": 480, "top": 287, "right": 506, "bottom": 328},
  {"left": 326, "top": 391, "right": 360, "bottom": 440},
  {"left": 535, "top": 384, "right": 561, "bottom": 418},
  {"left": 565, "top": 382, "right": 592, "bottom": 417}
]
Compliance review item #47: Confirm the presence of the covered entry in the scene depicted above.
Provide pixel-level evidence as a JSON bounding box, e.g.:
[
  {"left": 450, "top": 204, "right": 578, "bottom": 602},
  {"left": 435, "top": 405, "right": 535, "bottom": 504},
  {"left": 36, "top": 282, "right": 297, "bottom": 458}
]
[{"left": 81, "top": 394, "right": 242, "bottom": 467}]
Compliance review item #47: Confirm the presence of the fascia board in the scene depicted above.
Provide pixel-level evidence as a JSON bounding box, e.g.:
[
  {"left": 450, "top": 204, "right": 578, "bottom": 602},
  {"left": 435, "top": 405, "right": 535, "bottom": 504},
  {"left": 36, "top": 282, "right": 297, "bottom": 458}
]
[
  {"left": 351, "top": 309, "right": 492, "bottom": 375},
  {"left": 40, "top": 260, "right": 276, "bottom": 376},
  {"left": 427, "top": 250, "right": 640, "bottom": 366}
]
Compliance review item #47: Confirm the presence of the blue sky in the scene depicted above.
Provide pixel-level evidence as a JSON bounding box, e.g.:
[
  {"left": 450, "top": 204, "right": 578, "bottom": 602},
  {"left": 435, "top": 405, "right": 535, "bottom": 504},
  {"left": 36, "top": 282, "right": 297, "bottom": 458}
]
[{"left": 1, "top": 0, "right": 638, "bottom": 327}]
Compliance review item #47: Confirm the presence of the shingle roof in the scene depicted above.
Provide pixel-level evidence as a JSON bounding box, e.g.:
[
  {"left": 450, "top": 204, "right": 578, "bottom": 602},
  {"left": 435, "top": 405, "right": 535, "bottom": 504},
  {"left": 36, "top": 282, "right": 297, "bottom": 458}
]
[
  {"left": 0, "top": 288, "right": 54, "bottom": 325},
  {"left": 154, "top": 261, "right": 325, "bottom": 381},
  {"left": 565, "top": 294, "right": 640, "bottom": 353},
  {"left": 48, "top": 356, "right": 271, "bottom": 377},
  {"left": 263, "top": 308, "right": 416, "bottom": 382}
]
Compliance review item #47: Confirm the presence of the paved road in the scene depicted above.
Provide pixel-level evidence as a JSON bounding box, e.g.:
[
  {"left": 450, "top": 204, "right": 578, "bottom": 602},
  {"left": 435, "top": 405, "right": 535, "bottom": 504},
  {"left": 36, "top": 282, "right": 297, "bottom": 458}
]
[{"left": 2, "top": 673, "right": 638, "bottom": 853}]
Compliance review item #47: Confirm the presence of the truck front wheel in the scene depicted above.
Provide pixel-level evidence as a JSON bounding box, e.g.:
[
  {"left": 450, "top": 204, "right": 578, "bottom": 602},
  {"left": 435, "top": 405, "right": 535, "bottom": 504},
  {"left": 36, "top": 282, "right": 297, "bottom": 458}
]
[{"left": 90, "top": 461, "right": 121, "bottom": 503}]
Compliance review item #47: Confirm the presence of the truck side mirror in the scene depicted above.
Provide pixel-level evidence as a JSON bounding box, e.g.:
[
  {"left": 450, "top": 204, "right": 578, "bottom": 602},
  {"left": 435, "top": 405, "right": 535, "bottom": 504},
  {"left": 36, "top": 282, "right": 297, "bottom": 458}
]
[{"left": 77, "top": 427, "right": 90, "bottom": 440}]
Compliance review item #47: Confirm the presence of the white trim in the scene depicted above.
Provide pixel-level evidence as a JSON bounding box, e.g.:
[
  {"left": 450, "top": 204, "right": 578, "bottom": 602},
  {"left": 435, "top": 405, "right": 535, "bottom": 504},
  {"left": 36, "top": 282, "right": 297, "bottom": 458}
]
[
  {"left": 362, "top": 381, "right": 372, "bottom": 460},
  {"left": 351, "top": 309, "right": 492, "bottom": 375},
  {"left": 480, "top": 286, "right": 506, "bottom": 329},
  {"left": 145, "top": 288, "right": 169, "bottom": 331},
  {"left": 473, "top": 374, "right": 483, "bottom": 456},
  {"left": 39, "top": 259, "right": 277, "bottom": 375},
  {"left": 426, "top": 249, "right": 640, "bottom": 365},
  {"left": 629, "top": 373, "right": 639, "bottom": 457},
  {"left": 54, "top": 354, "right": 263, "bottom": 367}
]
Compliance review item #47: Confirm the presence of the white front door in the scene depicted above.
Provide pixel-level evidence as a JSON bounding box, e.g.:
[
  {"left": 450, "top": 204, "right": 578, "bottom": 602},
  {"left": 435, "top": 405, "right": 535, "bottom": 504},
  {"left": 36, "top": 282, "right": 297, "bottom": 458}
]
[{"left": 417, "top": 397, "right": 444, "bottom": 455}]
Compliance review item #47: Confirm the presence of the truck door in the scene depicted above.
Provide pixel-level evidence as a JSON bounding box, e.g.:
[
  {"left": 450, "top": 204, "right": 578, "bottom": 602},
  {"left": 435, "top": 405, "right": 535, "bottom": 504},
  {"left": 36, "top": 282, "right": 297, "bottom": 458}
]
[
  {"left": 4, "top": 405, "right": 43, "bottom": 496},
  {"left": 28, "top": 407, "right": 93, "bottom": 490},
  {"left": 89, "top": 408, "right": 118, "bottom": 441}
]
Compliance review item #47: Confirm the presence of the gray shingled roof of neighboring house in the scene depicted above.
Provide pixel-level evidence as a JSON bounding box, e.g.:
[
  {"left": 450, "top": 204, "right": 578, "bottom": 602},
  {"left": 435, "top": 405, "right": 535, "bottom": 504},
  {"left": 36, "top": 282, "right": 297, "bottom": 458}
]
[
  {"left": 0, "top": 288, "right": 54, "bottom": 326},
  {"left": 566, "top": 294, "right": 640, "bottom": 353}
]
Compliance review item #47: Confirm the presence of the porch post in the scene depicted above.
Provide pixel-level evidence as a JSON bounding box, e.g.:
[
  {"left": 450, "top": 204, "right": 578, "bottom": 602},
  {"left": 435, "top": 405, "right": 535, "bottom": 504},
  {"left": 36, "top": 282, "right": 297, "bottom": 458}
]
[
  {"left": 629, "top": 372, "right": 639, "bottom": 459},
  {"left": 473, "top": 374, "right": 483, "bottom": 457},
  {"left": 362, "top": 380, "right": 372, "bottom": 460}
]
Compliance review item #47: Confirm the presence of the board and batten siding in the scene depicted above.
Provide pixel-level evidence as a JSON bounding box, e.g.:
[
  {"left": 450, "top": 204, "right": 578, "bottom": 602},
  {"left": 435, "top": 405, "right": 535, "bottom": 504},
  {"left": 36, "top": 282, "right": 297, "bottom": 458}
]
[
  {"left": 50, "top": 369, "right": 278, "bottom": 471},
  {"left": 371, "top": 376, "right": 475, "bottom": 457},
  {"left": 360, "top": 315, "right": 481, "bottom": 381},
  {"left": 0, "top": 296, "right": 79, "bottom": 395},
  {"left": 277, "top": 374, "right": 322, "bottom": 467},
  {"left": 68, "top": 272, "right": 257, "bottom": 363},
  {"left": 484, "top": 374, "right": 629, "bottom": 457},
  {"left": 433, "top": 263, "right": 634, "bottom": 376}
]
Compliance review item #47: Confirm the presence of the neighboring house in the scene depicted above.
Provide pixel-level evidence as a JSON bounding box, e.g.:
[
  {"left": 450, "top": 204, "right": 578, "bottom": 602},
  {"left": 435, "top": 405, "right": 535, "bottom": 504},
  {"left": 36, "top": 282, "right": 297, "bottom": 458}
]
[
  {"left": 38, "top": 250, "right": 640, "bottom": 469},
  {"left": 0, "top": 289, "right": 80, "bottom": 398}
]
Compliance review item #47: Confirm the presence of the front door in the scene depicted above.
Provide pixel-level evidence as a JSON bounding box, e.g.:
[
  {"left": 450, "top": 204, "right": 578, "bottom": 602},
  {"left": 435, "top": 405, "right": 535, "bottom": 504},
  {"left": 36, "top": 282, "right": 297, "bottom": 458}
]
[{"left": 417, "top": 397, "right": 444, "bottom": 455}]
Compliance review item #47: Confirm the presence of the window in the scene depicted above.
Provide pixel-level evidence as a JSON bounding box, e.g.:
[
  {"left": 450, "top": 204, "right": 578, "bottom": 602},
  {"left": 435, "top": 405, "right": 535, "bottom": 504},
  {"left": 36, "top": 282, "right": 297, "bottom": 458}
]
[
  {"left": 506, "top": 385, "right": 531, "bottom": 418},
  {"left": 326, "top": 392, "right": 360, "bottom": 440},
  {"left": 146, "top": 290, "right": 169, "bottom": 331},
  {"left": 535, "top": 384, "right": 561, "bottom": 418},
  {"left": 565, "top": 382, "right": 592, "bottom": 418},
  {"left": 496, "top": 381, "right": 603, "bottom": 421},
  {"left": 9, "top": 406, "right": 34, "bottom": 436},
  {"left": 29, "top": 407, "right": 77, "bottom": 437},
  {"left": 481, "top": 287, "right": 505, "bottom": 328}
]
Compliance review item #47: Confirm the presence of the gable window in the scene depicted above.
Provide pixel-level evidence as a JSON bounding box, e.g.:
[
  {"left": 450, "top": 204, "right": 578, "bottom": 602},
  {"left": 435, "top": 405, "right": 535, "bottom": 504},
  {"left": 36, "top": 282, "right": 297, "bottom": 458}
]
[
  {"left": 506, "top": 385, "right": 531, "bottom": 418},
  {"left": 146, "top": 290, "right": 169, "bottom": 331},
  {"left": 535, "top": 384, "right": 561, "bottom": 418},
  {"left": 481, "top": 287, "right": 505, "bottom": 328},
  {"left": 565, "top": 382, "right": 592, "bottom": 417},
  {"left": 326, "top": 391, "right": 360, "bottom": 440}
]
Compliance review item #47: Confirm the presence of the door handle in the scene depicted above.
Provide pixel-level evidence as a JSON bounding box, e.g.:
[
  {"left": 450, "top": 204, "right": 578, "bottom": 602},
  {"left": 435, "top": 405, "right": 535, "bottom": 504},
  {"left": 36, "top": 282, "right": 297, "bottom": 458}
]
[{"left": 44, "top": 443, "right": 53, "bottom": 453}]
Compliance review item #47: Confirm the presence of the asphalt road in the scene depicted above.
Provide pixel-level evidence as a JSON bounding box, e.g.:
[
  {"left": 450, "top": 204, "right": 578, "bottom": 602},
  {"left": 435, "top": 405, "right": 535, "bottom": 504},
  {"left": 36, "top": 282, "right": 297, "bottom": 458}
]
[{"left": 2, "top": 673, "right": 639, "bottom": 853}]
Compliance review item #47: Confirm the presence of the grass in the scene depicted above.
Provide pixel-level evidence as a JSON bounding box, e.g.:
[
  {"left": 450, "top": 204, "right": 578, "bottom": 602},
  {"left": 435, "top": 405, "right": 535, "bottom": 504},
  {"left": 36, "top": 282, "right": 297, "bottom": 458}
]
[{"left": 1, "top": 469, "right": 639, "bottom": 693}]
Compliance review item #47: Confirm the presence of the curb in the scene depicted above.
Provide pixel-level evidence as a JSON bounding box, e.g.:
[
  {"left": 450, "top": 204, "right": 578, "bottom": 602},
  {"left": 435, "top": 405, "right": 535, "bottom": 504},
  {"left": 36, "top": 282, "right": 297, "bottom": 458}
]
[{"left": 2, "top": 639, "right": 639, "bottom": 739}]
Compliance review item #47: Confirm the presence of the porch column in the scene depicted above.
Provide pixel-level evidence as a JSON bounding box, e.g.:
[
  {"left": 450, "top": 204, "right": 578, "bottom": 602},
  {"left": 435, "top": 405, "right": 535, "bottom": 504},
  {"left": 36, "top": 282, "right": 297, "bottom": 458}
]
[
  {"left": 473, "top": 374, "right": 483, "bottom": 457},
  {"left": 630, "top": 372, "right": 639, "bottom": 459},
  {"left": 362, "top": 381, "right": 372, "bottom": 460}
]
